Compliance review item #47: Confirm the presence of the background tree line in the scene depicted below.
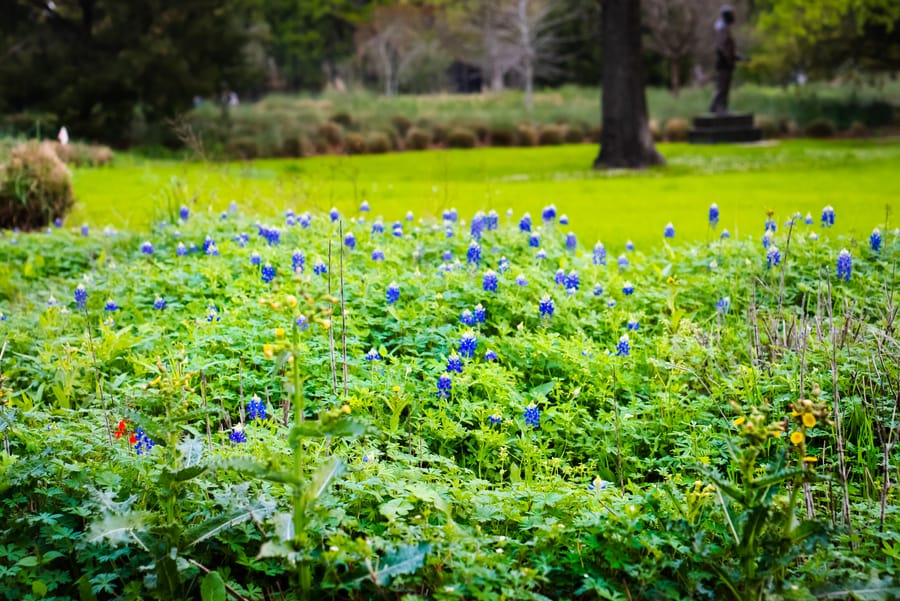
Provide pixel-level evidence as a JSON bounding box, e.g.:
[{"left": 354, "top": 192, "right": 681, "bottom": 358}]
[{"left": 0, "top": 0, "right": 897, "bottom": 145}]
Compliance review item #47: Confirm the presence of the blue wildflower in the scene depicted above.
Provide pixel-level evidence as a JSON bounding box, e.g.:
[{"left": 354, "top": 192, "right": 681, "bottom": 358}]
[
  {"left": 539, "top": 294, "right": 554, "bottom": 318},
  {"left": 207, "top": 305, "right": 220, "bottom": 322},
  {"left": 104, "top": 299, "right": 119, "bottom": 312},
  {"left": 229, "top": 425, "right": 247, "bottom": 444},
  {"left": 261, "top": 263, "right": 276, "bottom": 283},
  {"left": 762, "top": 231, "right": 773, "bottom": 249},
  {"left": 285, "top": 215, "right": 295, "bottom": 227},
  {"left": 445, "top": 225, "right": 454, "bottom": 238},
  {"left": 467, "top": 240, "right": 481, "bottom": 265},
  {"left": 360, "top": 200, "right": 370, "bottom": 212},
  {"left": 314, "top": 260, "right": 327, "bottom": 275},
  {"left": 566, "top": 232, "right": 577, "bottom": 250},
  {"left": 483, "top": 270, "right": 499, "bottom": 292},
  {"left": 296, "top": 315, "right": 309, "bottom": 330},
  {"left": 529, "top": 233, "right": 540, "bottom": 248},
  {"left": 554, "top": 269, "right": 566, "bottom": 286},
  {"left": 133, "top": 427, "right": 156, "bottom": 455},
  {"left": 524, "top": 402, "right": 540, "bottom": 428},
  {"left": 565, "top": 270, "right": 580, "bottom": 290},
  {"left": 716, "top": 296, "right": 730, "bottom": 314},
  {"left": 593, "top": 242, "right": 607, "bottom": 265},
  {"left": 141, "top": 241, "right": 153, "bottom": 255},
  {"left": 437, "top": 374, "right": 452, "bottom": 398},
  {"left": 460, "top": 331, "right": 477, "bottom": 358},
  {"left": 74, "top": 284, "right": 87, "bottom": 309},
  {"left": 247, "top": 395, "right": 267, "bottom": 421},
  {"left": 372, "top": 220, "right": 384, "bottom": 234},
  {"left": 174, "top": 242, "right": 186, "bottom": 257},
  {"left": 709, "top": 203, "right": 719, "bottom": 228},
  {"left": 406, "top": 210, "right": 414, "bottom": 222},
  {"left": 664, "top": 223, "right": 675, "bottom": 238},
  {"left": 447, "top": 354, "right": 463, "bottom": 373},
  {"left": 836, "top": 249, "right": 852, "bottom": 282},
  {"left": 622, "top": 281, "right": 634, "bottom": 295},
  {"left": 625, "top": 240, "right": 635, "bottom": 252},
  {"left": 443, "top": 208, "right": 458, "bottom": 222},
  {"left": 588, "top": 477, "right": 607, "bottom": 491},
  {"left": 489, "top": 412, "right": 502, "bottom": 425},
  {"left": 516, "top": 274, "right": 528, "bottom": 286},
  {"left": 498, "top": 256, "right": 510, "bottom": 272},
  {"left": 154, "top": 295, "right": 166, "bottom": 310},
  {"left": 559, "top": 214, "right": 569, "bottom": 225},
  {"left": 766, "top": 246, "right": 781, "bottom": 268},
  {"left": 870, "top": 228, "right": 882, "bottom": 252},
  {"left": 292, "top": 250, "right": 305, "bottom": 273},
  {"left": 250, "top": 251, "right": 261, "bottom": 265},
  {"left": 616, "top": 334, "right": 630, "bottom": 356},
  {"left": 519, "top": 213, "right": 532, "bottom": 232},
  {"left": 541, "top": 204, "right": 557, "bottom": 223},
  {"left": 365, "top": 348, "right": 382, "bottom": 361},
  {"left": 179, "top": 205, "right": 189, "bottom": 221},
  {"left": 487, "top": 210, "right": 499, "bottom": 231},
  {"left": 473, "top": 304, "right": 486, "bottom": 323},
  {"left": 536, "top": 249, "right": 547, "bottom": 260},
  {"left": 372, "top": 249, "right": 385, "bottom": 261},
  {"left": 386, "top": 282, "right": 400, "bottom": 304},
  {"left": 81, "top": 224, "right": 89, "bottom": 237},
  {"left": 764, "top": 217, "right": 776, "bottom": 232},
  {"left": 233, "top": 233, "right": 249, "bottom": 247},
  {"left": 617, "top": 254, "right": 629, "bottom": 269},
  {"left": 821, "top": 205, "right": 835, "bottom": 228},
  {"left": 720, "top": 230, "right": 731, "bottom": 239},
  {"left": 471, "top": 211, "right": 485, "bottom": 239},
  {"left": 485, "top": 349, "right": 498, "bottom": 361},
  {"left": 329, "top": 207, "right": 340, "bottom": 222},
  {"left": 298, "top": 213, "right": 311, "bottom": 228},
  {"left": 593, "top": 284, "right": 604, "bottom": 296},
  {"left": 344, "top": 232, "right": 356, "bottom": 249},
  {"left": 804, "top": 212, "right": 814, "bottom": 225},
  {"left": 206, "top": 243, "right": 219, "bottom": 256},
  {"left": 461, "top": 310, "right": 476, "bottom": 326},
  {"left": 627, "top": 319, "right": 639, "bottom": 331}
]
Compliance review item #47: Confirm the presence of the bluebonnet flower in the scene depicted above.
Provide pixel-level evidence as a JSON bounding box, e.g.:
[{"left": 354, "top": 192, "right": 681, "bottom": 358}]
[
  {"left": 809, "top": 232, "right": 819, "bottom": 241},
  {"left": 708, "top": 260, "right": 718, "bottom": 271},
  {"left": 371, "top": 248, "right": 385, "bottom": 261},
  {"left": 762, "top": 231, "right": 773, "bottom": 249},
  {"left": 206, "top": 243, "right": 219, "bottom": 256},
  {"left": 229, "top": 425, "right": 247, "bottom": 444},
  {"left": 141, "top": 241, "right": 153, "bottom": 255},
  {"left": 524, "top": 402, "right": 540, "bottom": 428},
  {"left": 529, "top": 233, "right": 540, "bottom": 248},
  {"left": 483, "top": 270, "right": 499, "bottom": 292},
  {"left": 516, "top": 274, "right": 528, "bottom": 286},
  {"left": 372, "top": 220, "right": 384, "bottom": 234},
  {"left": 625, "top": 240, "right": 635, "bottom": 252},
  {"left": 607, "top": 299, "right": 617, "bottom": 308},
  {"left": 716, "top": 296, "right": 730, "bottom": 314},
  {"left": 766, "top": 246, "right": 781, "bottom": 268},
  {"left": 207, "top": 305, "right": 220, "bottom": 322},
  {"left": 233, "top": 233, "right": 249, "bottom": 247},
  {"left": 202, "top": 236, "right": 215, "bottom": 253},
  {"left": 0, "top": 312, "right": 6, "bottom": 321},
  {"left": 179, "top": 205, "right": 189, "bottom": 221},
  {"left": 285, "top": 214, "right": 295, "bottom": 227},
  {"left": 132, "top": 428, "right": 155, "bottom": 455},
  {"left": 616, "top": 334, "right": 630, "bottom": 356},
  {"left": 296, "top": 315, "right": 309, "bottom": 330},
  {"left": 406, "top": 210, "right": 414, "bottom": 222},
  {"left": 53, "top": 217, "right": 62, "bottom": 228},
  {"left": 804, "top": 212, "right": 814, "bottom": 225},
  {"left": 664, "top": 223, "right": 675, "bottom": 238},
  {"left": 720, "top": 229, "right": 731, "bottom": 239},
  {"left": 229, "top": 201, "right": 239, "bottom": 214},
  {"left": 344, "top": 232, "right": 356, "bottom": 249},
  {"left": 313, "top": 260, "right": 327, "bottom": 275},
  {"left": 566, "top": 232, "right": 577, "bottom": 250},
  {"left": 74, "top": 284, "right": 87, "bottom": 309},
  {"left": 554, "top": 269, "right": 566, "bottom": 286},
  {"left": 365, "top": 348, "right": 382, "bottom": 361},
  {"left": 821, "top": 205, "right": 835, "bottom": 228},
  {"left": 154, "top": 295, "right": 166, "bottom": 310},
  {"left": 81, "top": 224, "right": 89, "bottom": 237},
  {"left": 539, "top": 294, "right": 554, "bottom": 318},
  {"left": 172, "top": 242, "right": 185, "bottom": 257},
  {"left": 392, "top": 223, "right": 404, "bottom": 238},
  {"left": 593, "top": 242, "right": 607, "bottom": 265},
  {"left": 709, "top": 203, "right": 719, "bottom": 228},
  {"left": 623, "top": 281, "right": 635, "bottom": 295},
  {"left": 291, "top": 249, "right": 305, "bottom": 273},
  {"left": 261, "top": 263, "right": 276, "bottom": 283},
  {"left": 386, "top": 282, "right": 400, "bottom": 304},
  {"left": 329, "top": 207, "right": 340, "bottom": 222},
  {"left": 565, "top": 270, "right": 580, "bottom": 290},
  {"left": 470, "top": 211, "right": 485, "bottom": 239},
  {"left": 541, "top": 204, "right": 557, "bottom": 223},
  {"left": 104, "top": 299, "right": 119, "bottom": 312},
  {"left": 447, "top": 354, "right": 463, "bottom": 373},
  {"left": 519, "top": 213, "right": 532, "bottom": 232},
  {"left": 437, "top": 374, "right": 452, "bottom": 398},
  {"left": 870, "top": 228, "right": 882, "bottom": 252},
  {"left": 250, "top": 251, "right": 261, "bottom": 265},
  {"left": 442, "top": 250, "right": 453, "bottom": 261},
  {"left": 617, "top": 254, "right": 629, "bottom": 269},
  {"left": 489, "top": 412, "right": 502, "bottom": 425},
  {"left": 588, "top": 477, "right": 608, "bottom": 491},
  {"left": 460, "top": 331, "right": 477, "bottom": 358},
  {"left": 536, "top": 249, "right": 547, "bottom": 260},
  {"left": 764, "top": 216, "right": 776, "bottom": 232},
  {"left": 460, "top": 310, "right": 476, "bottom": 326},
  {"left": 559, "top": 214, "right": 569, "bottom": 225},
  {"left": 247, "top": 395, "right": 266, "bottom": 421},
  {"left": 298, "top": 212, "right": 311, "bottom": 228},
  {"left": 445, "top": 225, "right": 455, "bottom": 238},
  {"left": 285, "top": 209, "right": 295, "bottom": 219},
  {"left": 467, "top": 240, "right": 481, "bottom": 265},
  {"left": 498, "top": 256, "right": 510, "bottom": 272},
  {"left": 627, "top": 319, "right": 639, "bottom": 331},
  {"left": 485, "top": 349, "right": 498, "bottom": 361},
  {"left": 360, "top": 200, "right": 370, "bottom": 212},
  {"left": 836, "top": 249, "right": 852, "bottom": 282},
  {"left": 487, "top": 210, "right": 499, "bottom": 231},
  {"left": 443, "top": 208, "right": 458, "bottom": 222},
  {"left": 47, "top": 294, "right": 59, "bottom": 307},
  {"left": 473, "top": 304, "right": 486, "bottom": 323},
  {"left": 593, "top": 284, "right": 604, "bottom": 296}
]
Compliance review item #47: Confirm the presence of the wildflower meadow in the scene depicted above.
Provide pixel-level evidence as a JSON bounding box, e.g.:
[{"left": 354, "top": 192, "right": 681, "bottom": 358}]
[{"left": 0, "top": 198, "right": 898, "bottom": 600}]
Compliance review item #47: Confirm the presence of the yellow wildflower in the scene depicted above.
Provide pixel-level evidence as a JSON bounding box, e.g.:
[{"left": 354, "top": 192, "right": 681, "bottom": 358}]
[
  {"left": 286, "top": 295, "right": 297, "bottom": 307},
  {"left": 263, "top": 343, "right": 274, "bottom": 359},
  {"left": 790, "top": 431, "right": 804, "bottom": 445},
  {"left": 733, "top": 417, "right": 746, "bottom": 426},
  {"left": 341, "top": 404, "right": 351, "bottom": 414},
  {"left": 802, "top": 413, "right": 816, "bottom": 428},
  {"left": 802, "top": 456, "right": 817, "bottom": 463},
  {"left": 275, "top": 328, "right": 285, "bottom": 338}
]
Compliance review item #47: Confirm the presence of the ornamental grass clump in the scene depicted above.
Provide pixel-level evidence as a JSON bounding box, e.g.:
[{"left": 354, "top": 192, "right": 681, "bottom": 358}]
[{"left": 0, "top": 141, "right": 75, "bottom": 230}]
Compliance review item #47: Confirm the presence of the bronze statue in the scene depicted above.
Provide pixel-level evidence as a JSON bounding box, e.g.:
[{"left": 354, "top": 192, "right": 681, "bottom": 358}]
[{"left": 710, "top": 5, "right": 737, "bottom": 114}]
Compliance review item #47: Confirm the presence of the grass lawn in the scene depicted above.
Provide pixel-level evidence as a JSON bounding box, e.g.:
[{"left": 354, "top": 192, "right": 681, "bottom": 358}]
[{"left": 70, "top": 138, "right": 900, "bottom": 249}]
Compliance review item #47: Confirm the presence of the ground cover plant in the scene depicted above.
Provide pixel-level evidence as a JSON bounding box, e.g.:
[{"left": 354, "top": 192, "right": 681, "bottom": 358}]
[
  {"left": 0, "top": 193, "right": 898, "bottom": 600},
  {"left": 68, "top": 139, "right": 900, "bottom": 251}
]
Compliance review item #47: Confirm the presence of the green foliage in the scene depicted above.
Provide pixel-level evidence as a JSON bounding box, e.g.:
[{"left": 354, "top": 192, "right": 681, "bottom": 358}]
[{"left": 445, "top": 128, "right": 477, "bottom": 149}]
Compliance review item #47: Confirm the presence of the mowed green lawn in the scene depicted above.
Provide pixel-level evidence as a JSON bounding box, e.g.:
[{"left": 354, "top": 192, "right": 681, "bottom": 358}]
[{"left": 71, "top": 139, "right": 900, "bottom": 249}]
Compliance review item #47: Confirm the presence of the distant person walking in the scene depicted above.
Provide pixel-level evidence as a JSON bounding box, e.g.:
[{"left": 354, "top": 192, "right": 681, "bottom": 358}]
[{"left": 710, "top": 5, "right": 737, "bottom": 114}]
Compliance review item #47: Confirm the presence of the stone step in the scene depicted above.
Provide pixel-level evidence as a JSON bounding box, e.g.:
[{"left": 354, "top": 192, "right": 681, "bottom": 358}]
[
  {"left": 692, "top": 113, "right": 755, "bottom": 129},
  {"left": 688, "top": 127, "right": 763, "bottom": 144}
]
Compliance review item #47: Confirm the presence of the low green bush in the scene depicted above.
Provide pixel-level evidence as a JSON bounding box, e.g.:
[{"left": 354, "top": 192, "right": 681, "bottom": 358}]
[
  {"left": 365, "top": 131, "right": 391, "bottom": 154},
  {"left": 391, "top": 115, "right": 413, "bottom": 137},
  {"left": 515, "top": 124, "right": 538, "bottom": 146},
  {"left": 316, "top": 122, "right": 344, "bottom": 148},
  {"left": 538, "top": 124, "right": 566, "bottom": 146},
  {"left": 755, "top": 115, "right": 780, "bottom": 139},
  {"left": 446, "top": 128, "right": 477, "bottom": 149},
  {"left": 488, "top": 125, "right": 516, "bottom": 147},
  {"left": 804, "top": 118, "right": 835, "bottom": 138},
  {"left": 344, "top": 132, "right": 367, "bottom": 155},
  {"left": 405, "top": 127, "right": 431, "bottom": 150},
  {"left": 0, "top": 141, "right": 74, "bottom": 230}
]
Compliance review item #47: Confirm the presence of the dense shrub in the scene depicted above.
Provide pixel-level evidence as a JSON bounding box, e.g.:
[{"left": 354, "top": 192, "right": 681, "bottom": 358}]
[
  {"left": 344, "top": 132, "right": 367, "bottom": 155},
  {"left": 0, "top": 141, "right": 74, "bottom": 229},
  {"left": 281, "top": 133, "right": 312, "bottom": 158},
  {"left": 391, "top": 115, "right": 413, "bottom": 137},
  {"left": 365, "top": 132, "right": 392, "bottom": 154},
  {"left": 224, "top": 136, "right": 260, "bottom": 160},
  {"left": 846, "top": 121, "right": 868, "bottom": 138},
  {"left": 51, "top": 141, "right": 114, "bottom": 166},
  {"left": 649, "top": 119, "right": 663, "bottom": 142},
  {"left": 488, "top": 125, "right": 516, "bottom": 147},
  {"left": 804, "top": 118, "right": 835, "bottom": 138},
  {"left": 538, "top": 124, "right": 566, "bottom": 146},
  {"left": 589, "top": 125, "right": 603, "bottom": 143},
  {"left": 664, "top": 118, "right": 690, "bottom": 142},
  {"left": 431, "top": 125, "right": 449, "bottom": 146},
  {"left": 515, "top": 124, "right": 538, "bottom": 146},
  {"left": 446, "top": 128, "right": 477, "bottom": 149},
  {"left": 316, "top": 122, "right": 344, "bottom": 148},
  {"left": 565, "top": 124, "right": 586, "bottom": 144},
  {"left": 405, "top": 127, "right": 431, "bottom": 150},
  {"left": 330, "top": 112, "right": 354, "bottom": 129},
  {"left": 755, "top": 115, "right": 780, "bottom": 139}
]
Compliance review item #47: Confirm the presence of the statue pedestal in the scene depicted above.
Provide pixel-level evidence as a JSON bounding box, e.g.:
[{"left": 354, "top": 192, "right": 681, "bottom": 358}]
[{"left": 688, "top": 113, "right": 762, "bottom": 144}]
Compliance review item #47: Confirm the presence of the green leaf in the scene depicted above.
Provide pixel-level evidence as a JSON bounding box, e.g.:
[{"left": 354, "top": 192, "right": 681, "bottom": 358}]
[
  {"left": 32, "top": 580, "right": 48, "bottom": 597},
  {"left": 289, "top": 417, "right": 366, "bottom": 441},
  {"left": 86, "top": 512, "right": 152, "bottom": 545},
  {"left": 303, "top": 456, "right": 343, "bottom": 504},
  {"left": 77, "top": 575, "right": 99, "bottom": 601},
  {"left": 200, "top": 571, "right": 226, "bottom": 601},
  {"left": 186, "top": 503, "right": 274, "bottom": 547},
  {"left": 16, "top": 556, "right": 39, "bottom": 567},
  {"left": 355, "top": 543, "right": 431, "bottom": 586},
  {"left": 530, "top": 381, "right": 556, "bottom": 399},
  {"left": 213, "top": 457, "right": 304, "bottom": 487}
]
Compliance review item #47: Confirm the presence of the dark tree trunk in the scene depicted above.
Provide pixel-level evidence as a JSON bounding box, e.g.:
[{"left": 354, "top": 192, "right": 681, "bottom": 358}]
[{"left": 594, "top": 0, "right": 664, "bottom": 169}]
